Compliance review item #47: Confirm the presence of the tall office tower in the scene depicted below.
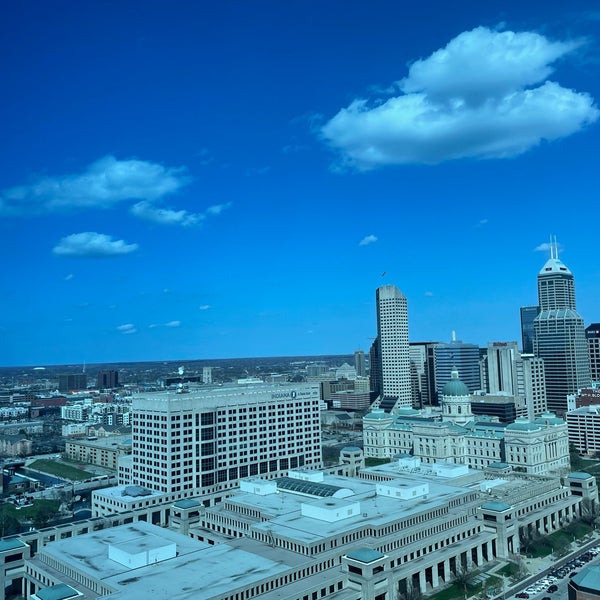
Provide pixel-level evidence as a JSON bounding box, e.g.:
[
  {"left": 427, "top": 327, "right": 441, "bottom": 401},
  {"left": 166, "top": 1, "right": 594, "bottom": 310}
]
[
  {"left": 434, "top": 335, "right": 481, "bottom": 398},
  {"left": 586, "top": 324, "right": 600, "bottom": 383},
  {"left": 369, "top": 337, "right": 381, "bottom": 395},
  {"left": 521, "top": 354, "right": 547, "bottom": 419},
  {"left": 202, "top": 367, "right": 212, "bottom": 384},
  {"left": 354, "top": 349, "right": 366, "bottom": 377},
  {"left": 520, "top": 306, "right": 540, "bottom": 354},
  {"left": 486, "top": 341, "right": 547, "bottom": 419},
  {"left": 375, "top": 284, "right": 411, "bottom": 409},
  {"left": 409, "top": 342, "right": 438, "bottom": 407},
  {"left": 487, "top": 342, "right": 520, "bottom": 395},
  {"left": 131, "top": 383, "right": 321, "bottom": 497},
  {"left": 533, "top": 244, "right": 590, "bottom": 413},
  {"left": 97, "top": 369, "right": 119, "bottom": 389}
]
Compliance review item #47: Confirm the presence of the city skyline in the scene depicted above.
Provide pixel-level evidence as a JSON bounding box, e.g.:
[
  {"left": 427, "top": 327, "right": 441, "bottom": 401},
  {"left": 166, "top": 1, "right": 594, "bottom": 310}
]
[{"left": 1, "top": 2, "right": 599, "bottom": 366}]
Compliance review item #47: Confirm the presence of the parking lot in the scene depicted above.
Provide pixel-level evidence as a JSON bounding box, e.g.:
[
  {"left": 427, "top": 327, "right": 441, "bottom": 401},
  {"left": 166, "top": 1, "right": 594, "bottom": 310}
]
[{"left": 506, "top": 540, "right": 600, "bottom": 599}]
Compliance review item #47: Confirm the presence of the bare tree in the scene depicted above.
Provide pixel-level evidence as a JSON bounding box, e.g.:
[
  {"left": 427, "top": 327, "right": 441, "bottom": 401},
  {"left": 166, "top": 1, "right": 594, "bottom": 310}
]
[
  {"left": 453, "top": 563, "right": 475, "bottom": 596},
  {"left": 579, "top": 498, "right": 600, "bottom": 527},
  {"left": 396, "top": 582, "right": 422, "bottom": 600}
]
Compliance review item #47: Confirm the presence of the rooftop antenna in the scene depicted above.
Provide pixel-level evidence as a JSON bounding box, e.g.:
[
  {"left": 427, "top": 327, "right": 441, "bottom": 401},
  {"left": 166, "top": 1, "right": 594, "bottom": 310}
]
[
  {"left": 451, "top": 330, "right": 457, "bottom": 342},
  {"left": 554, "top": 235, "right": 559, "bottom": 259},
  {"left": 549, "top": 234, "right": 554, "bottom": 259}
]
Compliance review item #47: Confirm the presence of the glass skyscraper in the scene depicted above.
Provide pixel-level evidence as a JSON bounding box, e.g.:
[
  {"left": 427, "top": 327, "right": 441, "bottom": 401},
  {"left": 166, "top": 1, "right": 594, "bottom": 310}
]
[{"left": 520, "top": 305, "right": 540, "bottom": 354}]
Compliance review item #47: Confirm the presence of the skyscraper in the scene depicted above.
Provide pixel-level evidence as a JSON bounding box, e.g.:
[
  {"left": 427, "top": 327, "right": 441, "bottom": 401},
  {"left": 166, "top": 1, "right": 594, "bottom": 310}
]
[
  {"left": 409, "top": 342, "right": 438, "bottom": 407},
  {"left": 486, "top": 341, "right": 547, "bottom": 419},
  {"left": 520, "top": 306, "right": 540, "bottom": 354},
  {"left": 354, "top": 349, "right": 366, "bottom": 377},
  {"left": 375, "top": 284, "right": 411, "bottom": 409},
  {"left": 434, "top": 336, "right": 481, "bottom": 397},
  {"left": 586, "top": 324, "right": 600, "bottom": 384},
  {"left": 533, "top": 243, "right": 590, "bottom": 413}
]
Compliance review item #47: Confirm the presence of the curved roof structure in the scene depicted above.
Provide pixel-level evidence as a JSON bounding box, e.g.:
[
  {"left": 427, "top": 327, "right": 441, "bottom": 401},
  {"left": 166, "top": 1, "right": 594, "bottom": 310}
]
[
  {"left": 275, "top": 477, "right": 353, "bottom": 498},
  {"left": 442, "top": 367, "right": 469, "bottom": 397}
]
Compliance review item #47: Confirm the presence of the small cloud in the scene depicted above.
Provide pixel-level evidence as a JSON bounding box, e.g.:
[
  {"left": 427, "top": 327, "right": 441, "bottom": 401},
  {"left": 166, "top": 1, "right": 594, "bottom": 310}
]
[
  {"left": 535, "top": 241, "right": 564, "bottom": 253},
  {"left": 148, "top": 323, "right": 158, "bottom": 328},
  {"left": 52, "top": 232, "right": 139, "bottom": 258},
  {"left": 198, "top": 304, "right": 211, "bottom": 311},
  {"left": 196, "top": 148, "right": 213, "bottom": 166},
  {"left": 359, "top": 234, "right": 378, "bottom": 246},
  {"left": 424, "top": 291, "right": 434, "bottom": 297},
  {"left": 117, "top": 323, "right": 136, "bottom": 334},
  {"left": 1, "top": 155, "right": 189, "bottom": 215},
  {"left": 64, "top": 273, "right": 74, "bottom": 281},
  {"left": 206, "top": 202, "right": 232, "bottom": 216},
  {"left": 245, "top": 166, "right": 271, "bottom": 176},
  {"left": 282, "top": 143, "right": 309, "bottom": 154},
  {"left": 165, "top": 320, "right": 181, "bottom": 328},
  {"left": 477, "top": 218, "right": 489, "bottom": 227},
  {"left": 131, "top": 201, "right": 204, "bottom": 227}
]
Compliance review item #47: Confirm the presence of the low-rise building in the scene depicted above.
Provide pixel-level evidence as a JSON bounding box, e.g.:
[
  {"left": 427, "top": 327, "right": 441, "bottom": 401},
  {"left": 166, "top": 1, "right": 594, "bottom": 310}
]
[{"left": 65, "top": 435, "right": 131, "bottom": 470}]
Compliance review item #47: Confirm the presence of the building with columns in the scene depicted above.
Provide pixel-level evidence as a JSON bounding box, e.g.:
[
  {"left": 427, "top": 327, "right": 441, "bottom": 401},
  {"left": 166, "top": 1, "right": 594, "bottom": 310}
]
[
  {"left": 16, "top": 463, "right": 593, "bottom": 600},
  {"left": 363, "top": 369, "right": 570, "bottom": 475}
]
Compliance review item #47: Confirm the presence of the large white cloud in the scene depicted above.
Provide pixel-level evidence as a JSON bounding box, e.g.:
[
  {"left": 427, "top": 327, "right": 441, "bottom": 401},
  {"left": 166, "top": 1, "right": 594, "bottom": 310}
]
[
  {"left": 321, "top": 27, "right": 598, "bottom": 169},
  {"left": 0, "top": 155, "right": 188, "bottom": 215},
  {"left": 52, "top": 232, "right": 139, "bottom": 257}
]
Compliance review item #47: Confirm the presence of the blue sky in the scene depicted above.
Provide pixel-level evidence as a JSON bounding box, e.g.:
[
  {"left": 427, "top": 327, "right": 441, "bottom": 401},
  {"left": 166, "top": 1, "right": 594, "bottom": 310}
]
[{"left": 1, "top": 1, "right": 599, "bottom": 366}]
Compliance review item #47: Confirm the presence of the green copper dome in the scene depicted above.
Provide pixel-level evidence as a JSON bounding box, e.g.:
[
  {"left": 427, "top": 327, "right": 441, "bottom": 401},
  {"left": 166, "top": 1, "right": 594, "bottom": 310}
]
[{"left": 442, "top": 367, "right": 469, "bottom": 397}]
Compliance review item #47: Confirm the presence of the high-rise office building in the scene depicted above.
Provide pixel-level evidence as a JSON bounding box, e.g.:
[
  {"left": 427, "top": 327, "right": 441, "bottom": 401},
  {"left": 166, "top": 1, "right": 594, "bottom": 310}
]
[
  {"left": 485, "top": 341, "right": 547, "bottom": 419},
  {"left": 586, "top": 324, "right": 600, "bottom": 383},
  {"left": 409, "top": 342, "right": 437, "bottom": 407},
  {"left": 520, "top": 306, "right": 540, "bottom": 354},
  {"left": 354, "top": 349, "right": 366, "bottom": 378},
  {"left": 97, "top": 369, "right": 119, "bottom": 389},
  {"left": 434, "top": 336, "right": 481, "bottom": 397},
  {"left": 374, "top": 284, "right": 411, "bottom": 409},
  {"left": 131, "top": 383, "right": 322, "bottom": 497},
  {"left": 533, "top": 244, "right": 590, "bottom": 413}
]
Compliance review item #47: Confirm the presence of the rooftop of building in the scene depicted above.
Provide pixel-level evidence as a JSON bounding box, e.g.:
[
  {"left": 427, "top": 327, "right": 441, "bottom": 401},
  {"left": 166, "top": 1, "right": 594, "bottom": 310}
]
[
  {"left": 33, "top": 521, "right": 289, "bottom": 600},
  {"left": 571, "top": 565, "right": 600, "bottom": 592},
  {"left": 131, "top": 381, "right": 320, "bottom": 408}
]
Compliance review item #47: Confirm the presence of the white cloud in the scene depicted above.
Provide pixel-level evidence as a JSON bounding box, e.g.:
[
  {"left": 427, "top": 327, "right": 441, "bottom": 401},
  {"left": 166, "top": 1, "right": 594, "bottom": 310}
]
[
  {"left": 165, "top": 320, "right": 181, "bottom": 327},
  {"left": 117, "top": 323, "right": 136, "bottom": 334},
  {"left": 198, "top": 304, "right": 211, "bottom": 311},
  {"left": 0, "top": 155, "right": 189, "bottom": 215},
  {"left": 64, "top": 273, "right": 74, "bottom": 281},
  {"left": 52, "top": 232, "right": 139, "bottom": 257},
  {"left": 424, "top": 291, "right": 434, "bottom": 297},
  {"left": 321, "top": 27, "right": 598, "bottom": 169},
  {"left": 359, "top": 234, "right": 378, "bottom": 246},
  {"left": 206, "top": 202, "right": 232, "bottom": 216},
  {"left": 535, "top": 241, "right": 564, "bottom": 253},
  {"left": 130, "top": 201, "right": 204, "bottom": 227},
  {"left": 477, "top": 218, "right": 489, "bottom": 227}
]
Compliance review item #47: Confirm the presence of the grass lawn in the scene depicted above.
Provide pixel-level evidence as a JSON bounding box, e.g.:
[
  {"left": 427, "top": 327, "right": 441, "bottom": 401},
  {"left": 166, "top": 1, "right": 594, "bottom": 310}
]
[
  {"left": 1, "top": 499, "right": 60, "bottom": 520},
  {"left": 28, "top": 459, "right": 94, "bottom": 481},
  {"left": 421, "top": 574, "right": 502, "bottom": 600}
]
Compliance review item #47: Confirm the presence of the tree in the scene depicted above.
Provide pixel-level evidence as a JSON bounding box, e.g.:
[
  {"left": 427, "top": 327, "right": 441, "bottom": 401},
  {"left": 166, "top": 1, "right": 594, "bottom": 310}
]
[
  {"left": 453, "top": 563, "right": 476, "bottom": 596},
  {"left": 396, "top": 582, "right": 422, "bottom": 600},
  {"left": 32, "top": 504, "right": 55, "bottom": 529},
  {"left": 0, "top": 510, "right": 21, "bottom": 536},
  {"left": 508, "top": 554, "right": 529, "bottom": 583},
  {"left": 579, "top": 498, "right": 600, "bottom": 527},
  {"left": 519, "top": 526, "right": 541, "bottom": 555}
]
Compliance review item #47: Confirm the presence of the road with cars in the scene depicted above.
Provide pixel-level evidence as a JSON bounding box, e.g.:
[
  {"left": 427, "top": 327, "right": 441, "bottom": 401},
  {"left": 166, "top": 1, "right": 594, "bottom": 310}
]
[{"left": 504, "top": 539, "right": 600, "bottom": 600}]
